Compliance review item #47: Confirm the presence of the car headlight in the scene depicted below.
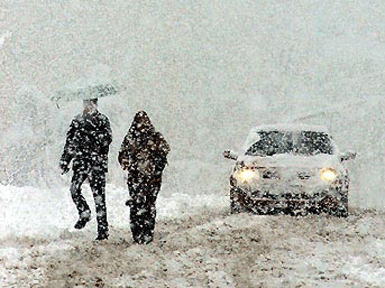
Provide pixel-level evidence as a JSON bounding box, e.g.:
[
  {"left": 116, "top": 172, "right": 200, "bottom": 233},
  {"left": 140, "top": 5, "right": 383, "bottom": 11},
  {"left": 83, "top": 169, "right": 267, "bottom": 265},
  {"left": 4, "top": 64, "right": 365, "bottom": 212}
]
[
  {"left": 234, "top": 167, "right": 260, "bottom": 185},
  {"left": 320, "top": 168, "right": 338, "bottom": 182}
]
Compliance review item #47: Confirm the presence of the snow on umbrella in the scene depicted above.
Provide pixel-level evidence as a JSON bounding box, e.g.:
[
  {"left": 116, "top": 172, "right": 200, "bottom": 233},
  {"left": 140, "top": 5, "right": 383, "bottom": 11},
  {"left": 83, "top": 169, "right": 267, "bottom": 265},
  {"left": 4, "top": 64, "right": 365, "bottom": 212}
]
[{"left": 51, "top": 79, "right": 119, "bottom": 108}]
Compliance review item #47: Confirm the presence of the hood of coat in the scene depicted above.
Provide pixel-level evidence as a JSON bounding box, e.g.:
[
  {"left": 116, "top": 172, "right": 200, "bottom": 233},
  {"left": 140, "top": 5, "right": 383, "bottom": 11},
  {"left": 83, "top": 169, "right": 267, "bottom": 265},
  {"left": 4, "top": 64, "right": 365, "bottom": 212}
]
[{"left": 128, "top": 111, "right": 155, "bottom": 144}]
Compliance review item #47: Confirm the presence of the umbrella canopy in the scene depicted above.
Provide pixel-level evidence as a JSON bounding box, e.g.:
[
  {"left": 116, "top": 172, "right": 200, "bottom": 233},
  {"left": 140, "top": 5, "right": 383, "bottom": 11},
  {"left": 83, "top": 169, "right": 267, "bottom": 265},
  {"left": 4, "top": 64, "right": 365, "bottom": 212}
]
[{"left": 51, "top": 80, "right": 119, "bottom": 104}]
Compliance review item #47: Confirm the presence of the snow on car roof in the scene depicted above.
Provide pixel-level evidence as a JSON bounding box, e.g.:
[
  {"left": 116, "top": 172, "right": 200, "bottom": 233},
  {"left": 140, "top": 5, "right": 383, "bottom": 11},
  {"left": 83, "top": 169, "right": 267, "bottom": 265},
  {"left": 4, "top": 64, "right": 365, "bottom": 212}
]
[
  {"left": 249, "top": 123, "right": 330, "bottom": 134},
  {"left": 242, "top": 123, "right": 332, "bottom": 152}
]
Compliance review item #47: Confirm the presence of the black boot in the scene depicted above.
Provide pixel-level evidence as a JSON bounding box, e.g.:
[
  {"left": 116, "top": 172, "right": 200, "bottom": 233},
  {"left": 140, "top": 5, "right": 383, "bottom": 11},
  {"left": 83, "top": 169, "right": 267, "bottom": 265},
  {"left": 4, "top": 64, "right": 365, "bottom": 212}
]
[
  {"left": 74, "top": 216, "right": 91, "bottom": 229},
  {"left": 95, "top": 226, "right": 109, "bottom": 241},
  {"left": 133, "top": 233, "right": 145, "bottom": 244},
  {"left": 133, "top": 235, "right": 153, "bottom": 244},
  {"left": 95, "top": 232, "right": 109, "bottom": 241},
  {"left": 143, "top": 233, "right": 153, "bottom": 244}
]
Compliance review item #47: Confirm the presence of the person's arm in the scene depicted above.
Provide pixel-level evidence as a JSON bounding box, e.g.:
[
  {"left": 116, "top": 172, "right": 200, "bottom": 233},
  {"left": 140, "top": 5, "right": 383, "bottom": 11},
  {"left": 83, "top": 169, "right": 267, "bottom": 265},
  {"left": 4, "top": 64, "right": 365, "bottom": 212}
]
[
  {"left": 157, "top": 132, "right": 170, "bottom": 157},
  {"left": 102, "top": 116, "right": 113, "bottom": 147},
  {"left": 59, "top": 119, "right": 77, "bottom": 173},
  {"left": 93, "top": 114, "right": 112, "bottom": 150},
  {"left": 118, "top": 135, "right": 130, "bottom": 170}
]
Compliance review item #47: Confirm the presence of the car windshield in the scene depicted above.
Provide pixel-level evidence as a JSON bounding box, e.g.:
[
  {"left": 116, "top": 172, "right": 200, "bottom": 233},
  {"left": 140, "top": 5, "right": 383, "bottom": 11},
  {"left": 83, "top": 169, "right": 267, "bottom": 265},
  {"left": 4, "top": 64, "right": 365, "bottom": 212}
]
[
  {"left": 295, "top": 131, "right": 333, "bottom": 156},
  {"left": 246, "top": 131, "right": 293, "bottom": 156},
  {"left": 245, "top": 130, "right": 333, "bottom": 156}
]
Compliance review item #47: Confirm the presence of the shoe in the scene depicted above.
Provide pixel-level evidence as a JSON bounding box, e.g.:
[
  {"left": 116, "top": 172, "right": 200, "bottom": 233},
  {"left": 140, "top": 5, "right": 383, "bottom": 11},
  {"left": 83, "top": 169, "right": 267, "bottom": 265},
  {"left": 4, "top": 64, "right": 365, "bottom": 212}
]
[
  {"left": 143, "top": 234, "right": 153, "bottom": 244},
  {"left": 133, "top": 234, "right": 144, "bottom": 244},
  {"left": 95, "top": 232, "right": 109, "bottom": 241},
  {"left": 133, "top": 233, "right": 153, "bottom": 244},
  {"left": 74, "top": 217, "right": 91, "bottom": 229}
]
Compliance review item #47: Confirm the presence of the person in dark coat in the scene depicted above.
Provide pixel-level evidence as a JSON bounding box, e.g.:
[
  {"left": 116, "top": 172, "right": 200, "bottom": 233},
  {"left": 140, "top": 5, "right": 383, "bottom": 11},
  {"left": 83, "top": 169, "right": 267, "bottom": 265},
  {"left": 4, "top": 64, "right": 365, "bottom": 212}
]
[
  {"left": 59, "top": 98, "right": 112, "bottom": 241},
  {"left": 118, "top": 111, "right": 170, "bottom": 244}
]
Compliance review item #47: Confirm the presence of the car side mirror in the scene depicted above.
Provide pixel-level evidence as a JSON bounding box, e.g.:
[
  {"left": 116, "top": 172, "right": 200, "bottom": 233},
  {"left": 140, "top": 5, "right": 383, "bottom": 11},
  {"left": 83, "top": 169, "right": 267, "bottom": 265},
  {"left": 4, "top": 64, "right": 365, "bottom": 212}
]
[
  {"left": 340, "top": 151, "right": 357, "bottom": 162},
  {"left": 223, "top": 150, "right": 239, "bottom": 160}
]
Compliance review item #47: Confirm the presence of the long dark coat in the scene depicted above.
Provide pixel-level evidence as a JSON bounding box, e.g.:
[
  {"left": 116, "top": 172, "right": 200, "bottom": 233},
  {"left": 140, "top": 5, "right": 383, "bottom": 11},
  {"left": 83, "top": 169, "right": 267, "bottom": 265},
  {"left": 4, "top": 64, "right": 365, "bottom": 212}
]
[
  {"left": 118, "top": 111, "right": 170, "bottom": 244},
  {"left": 60, "top": 110, "right": 112, "bottom": 173}
]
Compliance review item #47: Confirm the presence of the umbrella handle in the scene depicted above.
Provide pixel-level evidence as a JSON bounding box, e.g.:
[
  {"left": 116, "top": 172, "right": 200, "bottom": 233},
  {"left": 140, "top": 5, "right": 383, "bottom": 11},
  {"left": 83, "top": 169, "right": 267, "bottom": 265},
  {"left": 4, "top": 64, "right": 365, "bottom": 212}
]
[{"left": 55, "top": 97, "right": 61, "bottom": 109}]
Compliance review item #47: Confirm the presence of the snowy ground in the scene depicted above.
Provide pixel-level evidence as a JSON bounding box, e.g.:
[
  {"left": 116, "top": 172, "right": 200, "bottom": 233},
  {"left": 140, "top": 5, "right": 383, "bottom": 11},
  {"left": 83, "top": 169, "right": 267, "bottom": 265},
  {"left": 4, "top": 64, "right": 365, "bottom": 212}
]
[{"left": 1, "top": 184, "right": 385, "bottom": 287}]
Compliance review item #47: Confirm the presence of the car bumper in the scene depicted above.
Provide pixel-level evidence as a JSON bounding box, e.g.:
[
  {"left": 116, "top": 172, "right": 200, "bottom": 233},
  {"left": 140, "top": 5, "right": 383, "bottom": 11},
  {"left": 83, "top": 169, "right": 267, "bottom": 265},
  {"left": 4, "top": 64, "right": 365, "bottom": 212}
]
[{"left": 230, "top": 185, "right": 348, "bottom": 217}]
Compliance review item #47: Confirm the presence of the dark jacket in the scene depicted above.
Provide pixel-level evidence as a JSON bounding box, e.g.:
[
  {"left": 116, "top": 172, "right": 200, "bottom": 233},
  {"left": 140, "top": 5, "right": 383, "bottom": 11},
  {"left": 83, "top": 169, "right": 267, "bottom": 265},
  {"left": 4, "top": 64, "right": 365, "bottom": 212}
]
[
  {"left": 118, "top": 111, "right": 170, "bottom": 186},
  {"left": 60, "top": 110, "right": 112, "bottom": 173}
]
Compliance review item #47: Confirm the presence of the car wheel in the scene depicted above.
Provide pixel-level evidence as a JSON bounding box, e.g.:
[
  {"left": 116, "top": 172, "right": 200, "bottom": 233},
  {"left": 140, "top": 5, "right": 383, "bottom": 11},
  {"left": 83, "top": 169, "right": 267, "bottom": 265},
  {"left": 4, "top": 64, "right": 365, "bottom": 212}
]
[
  {"left": 230, "top": 195, "right": 241, "bottom": 214},
  {"left": 230, "top": 187, "right": 243, "bottom": 214},
  {"left": 339, "top": 176, "right": 349, "bottom": 217},
  {"left": 323, "top": 176, "right": 349, "bottom": 217},
  {"left": 230, "top": 200, "right": 241, "bottom": 214}
]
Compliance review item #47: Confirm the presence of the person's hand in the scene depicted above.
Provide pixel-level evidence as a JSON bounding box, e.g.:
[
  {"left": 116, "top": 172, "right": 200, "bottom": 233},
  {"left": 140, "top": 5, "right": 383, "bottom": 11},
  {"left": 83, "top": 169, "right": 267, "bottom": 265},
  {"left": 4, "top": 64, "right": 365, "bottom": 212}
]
[
  {"left": 61, "top": 166, "right": 70, "bottom": 175},
  {"left": 59, "top": 161, "right": 70, "bottom": 174},
  {"left": 120, "top": 159, "right": 129, "bottom": 170}
]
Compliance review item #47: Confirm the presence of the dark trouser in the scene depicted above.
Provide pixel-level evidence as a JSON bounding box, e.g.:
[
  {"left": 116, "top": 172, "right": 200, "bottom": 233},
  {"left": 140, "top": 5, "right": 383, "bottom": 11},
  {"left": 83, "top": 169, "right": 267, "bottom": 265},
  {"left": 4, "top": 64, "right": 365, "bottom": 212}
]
[
  {"left": 70, "top": 169, "right": 108, "bottom": 234},
  {"left": 128, "top": 181, "right": 161, "bottom": 243}
]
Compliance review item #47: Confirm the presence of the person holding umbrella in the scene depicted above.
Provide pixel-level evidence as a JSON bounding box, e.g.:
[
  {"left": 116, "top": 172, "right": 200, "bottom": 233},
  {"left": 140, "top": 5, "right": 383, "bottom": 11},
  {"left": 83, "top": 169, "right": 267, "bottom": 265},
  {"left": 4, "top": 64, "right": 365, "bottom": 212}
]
[
  {"left": 59, "top": 98, "right": 112, "bottom": 241},
  {"left": 118, "top": 111, "right": 170, "bottom": 244}
]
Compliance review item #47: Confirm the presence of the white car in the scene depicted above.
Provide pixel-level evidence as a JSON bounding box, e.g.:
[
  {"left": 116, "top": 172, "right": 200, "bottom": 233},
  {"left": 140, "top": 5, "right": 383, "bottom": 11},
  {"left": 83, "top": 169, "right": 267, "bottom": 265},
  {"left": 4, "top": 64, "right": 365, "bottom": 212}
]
[{"left": 223, "top": 124, "right": 356, "bottom": 217}]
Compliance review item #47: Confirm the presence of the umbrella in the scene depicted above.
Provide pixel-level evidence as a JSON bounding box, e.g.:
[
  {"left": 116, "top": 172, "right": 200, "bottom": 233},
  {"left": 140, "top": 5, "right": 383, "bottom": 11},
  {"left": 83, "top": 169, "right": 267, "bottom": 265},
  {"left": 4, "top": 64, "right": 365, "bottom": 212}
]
[{"left": 51, "top": 79, "right": 119, "bottom": 108}]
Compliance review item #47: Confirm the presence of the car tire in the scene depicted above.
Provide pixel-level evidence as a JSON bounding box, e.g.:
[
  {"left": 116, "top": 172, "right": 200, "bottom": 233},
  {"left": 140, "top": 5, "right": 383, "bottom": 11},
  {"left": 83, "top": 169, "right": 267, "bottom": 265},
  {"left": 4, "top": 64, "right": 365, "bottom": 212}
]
[
  {"left": 339, "top": 176, "right": 349, "bottom": 217},
  {"left": 230, "top": 200, "right": 241, "bottom": 214},
  {"left": 230, "top": 187, "right": 243, "bottom": 214}
]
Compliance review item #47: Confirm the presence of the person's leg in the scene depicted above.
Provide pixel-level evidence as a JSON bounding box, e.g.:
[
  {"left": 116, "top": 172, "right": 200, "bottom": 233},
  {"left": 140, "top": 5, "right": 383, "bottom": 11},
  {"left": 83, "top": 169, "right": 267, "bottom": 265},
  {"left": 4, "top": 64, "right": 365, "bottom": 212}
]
[
  {"left": 90, "top": 170, "right": 108, "bottom": 240},
  {"left": 129, "top": 201, "right": 143, "bottom": 243},
  {"left": 143, "top": 182, "right": 161, "bottom": 244},
  {"left": 70, "top": 171, "right": 91, "bottom": 229},
  {"left": 142, "top": 201, "right": 155, "bottom": 244},
  {"left": 128, "top": 184, "right": 147, "bottom": 244}
]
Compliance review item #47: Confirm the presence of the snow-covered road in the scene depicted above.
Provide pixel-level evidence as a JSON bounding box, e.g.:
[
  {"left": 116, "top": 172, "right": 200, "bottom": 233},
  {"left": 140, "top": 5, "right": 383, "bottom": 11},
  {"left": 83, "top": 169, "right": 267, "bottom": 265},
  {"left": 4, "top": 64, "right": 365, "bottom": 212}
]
[{"left": 1, "top": 184, "right": 385, "bottom": 287}]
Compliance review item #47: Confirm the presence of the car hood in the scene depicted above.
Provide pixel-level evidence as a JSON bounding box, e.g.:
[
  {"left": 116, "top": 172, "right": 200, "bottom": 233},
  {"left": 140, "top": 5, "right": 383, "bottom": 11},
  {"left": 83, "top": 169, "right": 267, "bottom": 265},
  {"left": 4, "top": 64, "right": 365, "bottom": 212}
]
[{"left": 238, "top": 154, "right": 341, "bottom": 169}]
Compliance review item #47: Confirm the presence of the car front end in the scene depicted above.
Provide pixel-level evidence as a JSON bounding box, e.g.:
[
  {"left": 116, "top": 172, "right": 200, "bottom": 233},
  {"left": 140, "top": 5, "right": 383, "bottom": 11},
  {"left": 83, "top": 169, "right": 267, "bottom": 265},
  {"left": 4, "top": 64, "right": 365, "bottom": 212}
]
[{"left": 229, "top": 155, "right": 349, "bottom": 217}]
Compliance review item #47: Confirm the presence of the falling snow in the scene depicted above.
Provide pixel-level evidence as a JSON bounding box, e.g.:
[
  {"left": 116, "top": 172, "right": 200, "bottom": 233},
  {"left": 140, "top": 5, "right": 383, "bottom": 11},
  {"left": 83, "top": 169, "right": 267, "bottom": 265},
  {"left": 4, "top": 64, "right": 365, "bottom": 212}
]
[{"left": 1, "top": 0, "right": 385, "bottom": 287}]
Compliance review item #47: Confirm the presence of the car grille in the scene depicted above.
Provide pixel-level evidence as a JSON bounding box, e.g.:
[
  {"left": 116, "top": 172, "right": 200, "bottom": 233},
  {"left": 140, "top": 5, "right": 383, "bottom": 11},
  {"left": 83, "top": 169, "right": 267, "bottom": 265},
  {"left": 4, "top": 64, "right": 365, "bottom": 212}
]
[
  {"left": 259, "top": 168, "right": 315, "bottom": 181},
  {"left": 261, "top": 168, "right": 280, "bottom": 179},
  {"left": 297, "top": 171, "right": 312, "bottom": 180}
]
